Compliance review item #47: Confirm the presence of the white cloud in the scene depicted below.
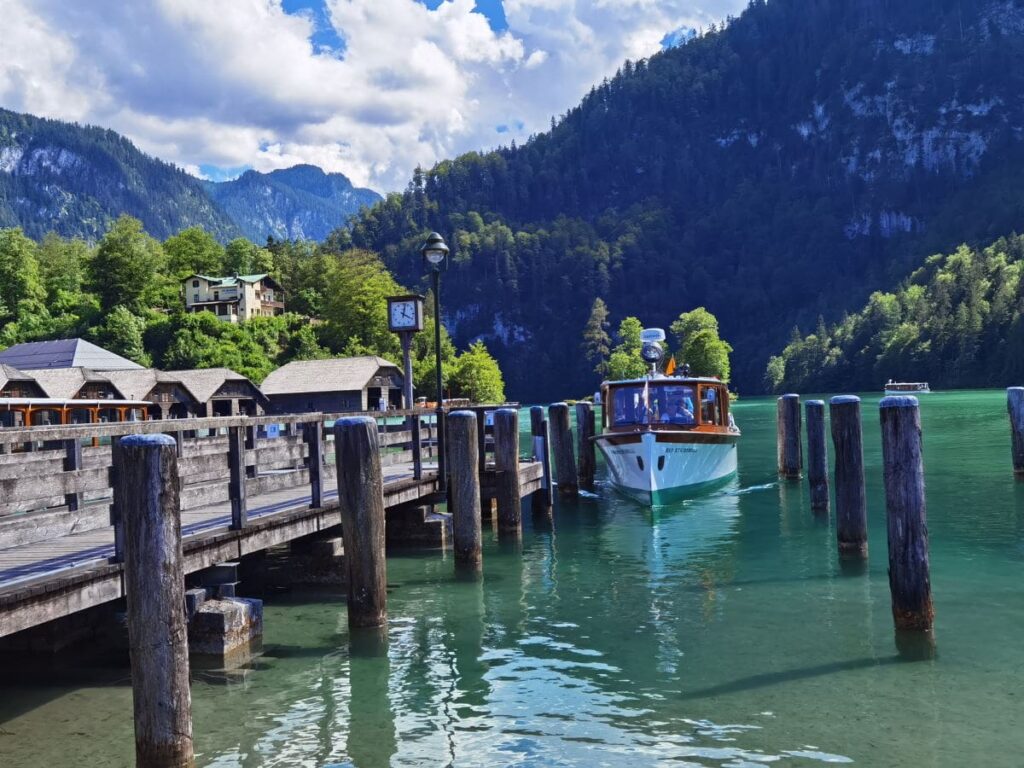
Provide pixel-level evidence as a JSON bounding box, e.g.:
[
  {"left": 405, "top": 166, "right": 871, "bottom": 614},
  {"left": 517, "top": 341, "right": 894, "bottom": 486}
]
[{"left": 0, "top": 0, "right": 744, "bottom": 193}]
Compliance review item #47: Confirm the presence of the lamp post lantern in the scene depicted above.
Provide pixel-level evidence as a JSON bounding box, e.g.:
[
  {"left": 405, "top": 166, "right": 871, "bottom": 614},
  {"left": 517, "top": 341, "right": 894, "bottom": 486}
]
[{"left": 421, "top": 232, "right": 449, "bottom": 492}]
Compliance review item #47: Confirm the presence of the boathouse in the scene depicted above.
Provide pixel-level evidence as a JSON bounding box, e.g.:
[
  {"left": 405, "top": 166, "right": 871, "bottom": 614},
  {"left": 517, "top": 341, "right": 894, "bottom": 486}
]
[
  {"left": 168, "top": 368, "right": 269, "bottom": 416},
  {"left": 260, "top": 356, "right": 405, "bottom": 414}
]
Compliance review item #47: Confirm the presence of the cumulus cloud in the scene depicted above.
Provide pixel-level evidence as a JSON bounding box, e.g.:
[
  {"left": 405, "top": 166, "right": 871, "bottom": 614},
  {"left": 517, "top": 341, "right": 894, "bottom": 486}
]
[{"left": 0, "top": 0, "right": 744, "bottom": 192}]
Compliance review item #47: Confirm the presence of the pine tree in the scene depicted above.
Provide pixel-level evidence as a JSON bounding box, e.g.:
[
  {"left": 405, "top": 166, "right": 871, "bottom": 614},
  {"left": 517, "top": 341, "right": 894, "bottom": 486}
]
[{"left": 581, "top": 297, "right": 611, "bottom": 375}]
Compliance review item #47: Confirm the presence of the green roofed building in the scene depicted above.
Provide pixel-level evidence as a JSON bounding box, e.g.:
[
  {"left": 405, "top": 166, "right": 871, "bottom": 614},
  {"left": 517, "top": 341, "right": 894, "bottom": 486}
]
[{"left": 182, "top": 272, "right": 285, "bottom": 322}]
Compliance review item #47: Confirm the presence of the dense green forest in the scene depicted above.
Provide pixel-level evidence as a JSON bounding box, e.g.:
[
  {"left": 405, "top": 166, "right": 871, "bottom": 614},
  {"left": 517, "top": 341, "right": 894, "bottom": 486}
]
[
  {"left": 335, "top": 0, "right": 1024, "bottom": 399},
  {"left": 0, "top": 109, "right": 380, "bottom": 243},
  {"left": 767, "top": 233, "right": 1024, "bottom": 392},
  {"left": 0, "top": 219, "right": 505, "bottom": 403}
]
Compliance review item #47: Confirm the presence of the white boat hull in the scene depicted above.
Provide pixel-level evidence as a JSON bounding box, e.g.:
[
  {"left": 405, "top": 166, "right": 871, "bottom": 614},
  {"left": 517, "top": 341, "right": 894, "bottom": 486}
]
[{"left": 596, "top": 431, "right": 738, "bottom": 506}]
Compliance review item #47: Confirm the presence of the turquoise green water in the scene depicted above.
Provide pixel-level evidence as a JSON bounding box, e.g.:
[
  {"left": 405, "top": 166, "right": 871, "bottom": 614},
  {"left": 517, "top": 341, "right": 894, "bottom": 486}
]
[{"left": 3, "top": 390, "right": 1024, "bottom": 766}]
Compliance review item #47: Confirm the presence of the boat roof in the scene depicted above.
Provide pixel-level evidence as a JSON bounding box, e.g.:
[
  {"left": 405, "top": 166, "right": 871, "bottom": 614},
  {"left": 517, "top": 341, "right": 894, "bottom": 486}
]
[{"left": 601, "top": 375, "right": 727, "bottom": 387}]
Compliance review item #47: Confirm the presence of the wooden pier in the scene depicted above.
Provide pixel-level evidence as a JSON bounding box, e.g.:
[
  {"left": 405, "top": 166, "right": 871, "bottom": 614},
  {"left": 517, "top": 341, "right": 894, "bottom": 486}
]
[{"left": 0, "top": 408, "right": 545, "bottom": 638}]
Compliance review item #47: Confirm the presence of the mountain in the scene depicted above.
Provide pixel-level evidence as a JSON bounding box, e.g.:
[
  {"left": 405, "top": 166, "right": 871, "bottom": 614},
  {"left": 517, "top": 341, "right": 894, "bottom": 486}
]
[
  {"left": 342, "top": 0, "right": 1024, "bottom": 400},
  {"left": 0, "top": 108, "right": 240, "bottom": 241},
  {"left": 205, "top": 165, "right": 381, "bottom": 243}
]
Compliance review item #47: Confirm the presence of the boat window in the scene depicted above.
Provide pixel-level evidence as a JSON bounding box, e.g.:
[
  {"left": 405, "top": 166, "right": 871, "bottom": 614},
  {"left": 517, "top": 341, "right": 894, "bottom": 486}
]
[
  {"left": 699, "top": 385, "right": 724, "bottom": 426},
  {"left": 611, "top": 384, "right": 696, "bottom": 426}
]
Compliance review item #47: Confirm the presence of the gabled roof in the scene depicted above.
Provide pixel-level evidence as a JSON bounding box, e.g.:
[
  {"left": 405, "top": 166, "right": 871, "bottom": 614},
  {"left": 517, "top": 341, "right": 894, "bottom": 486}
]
[
  {"left": 183, "top": 273, "right": 280, "bottom": 289},
  {"left": 0, "top": 364, "right": 34, "bottom": 389},
  {"left": 22, "top": 368, "right": 126, "bottom": 399},
  {"left": 101, "top": 369, "right": 183, "bottom": 401},
  {"left": 164, "top": 367, "right": 259, "bottom": 403},
  {"left": 260, "top": 356, "right": 401, "bottom": 396},
  {"left": 0, "top": 339, "right": 144, "bottom": 371}
]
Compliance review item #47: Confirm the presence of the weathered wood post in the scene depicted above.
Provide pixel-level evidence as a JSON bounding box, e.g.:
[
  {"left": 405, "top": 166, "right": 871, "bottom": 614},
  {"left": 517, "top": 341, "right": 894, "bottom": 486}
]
[
  {"left": 493, "top": 408, "right": 521, "bottom": 535},
  {"left": 63, "top": 438, "right": 83, "bottom": 512},
  {"left": 304, "top": 420, "right": 323, "bottom": 509},
  {"left": 880, "top": 396, "right": 933, "bottom": 632},
  {"left": 334, "top": 417, "right": 387, "bottom": 628},
  {"left": 447, "top": 411, "right": 482, "bottom": 567},
  {"left": 830, "top": 396, "right": 868, "bottom": 557},
  {"left": 530, "top": 406, "right": 553, "bottom": 515},
  {"left": 115, "top": 434, "right": 194, "bottom": 768},
  {"left": 549, "top": 403, "right": 578, "bottom": 497},
  {"left": 575, "top": 402, "right": 596, "bottom": 491},
  {"left": 1008, "top": 387, "right": 1024, "bottom": 476},
  {"left": 227, "top": 425, "right": 247, "bottom": 530},
  {"left": 805, "top": 400, "right": 829, "bottom": 514},
  {"left": 776, "top": 393, "right": 802, "bottom": 479}
]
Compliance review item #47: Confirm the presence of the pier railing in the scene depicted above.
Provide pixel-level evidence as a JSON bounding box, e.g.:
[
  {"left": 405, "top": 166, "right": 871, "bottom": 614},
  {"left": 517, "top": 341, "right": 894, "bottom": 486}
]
[{"left": 0, "top": 408, "right": 443, "bottom": 553}]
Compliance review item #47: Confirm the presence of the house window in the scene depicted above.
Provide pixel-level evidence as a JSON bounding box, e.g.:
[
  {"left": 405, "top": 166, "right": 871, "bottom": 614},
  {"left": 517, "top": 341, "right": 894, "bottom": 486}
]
[
  {"left": 192, "top": 280, "right": 199, "bottom": 288},
  {"left": 193, "top": 293, "right": 199, "bottom": 302},
  {"left": 218, "top": 304, "right": 227, "bottom": 316},
  {"left": 214, "top": 291, "right": 219, "bottom": 300}
]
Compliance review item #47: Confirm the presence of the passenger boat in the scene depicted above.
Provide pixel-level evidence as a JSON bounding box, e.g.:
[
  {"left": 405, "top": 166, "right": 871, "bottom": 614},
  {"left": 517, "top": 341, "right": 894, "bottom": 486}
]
[
  {"left": 593, "top": 329, "right": 740, "bottom": 506},
  {"left": 884, "top": 380, "right": 930, "bottom": 395}
]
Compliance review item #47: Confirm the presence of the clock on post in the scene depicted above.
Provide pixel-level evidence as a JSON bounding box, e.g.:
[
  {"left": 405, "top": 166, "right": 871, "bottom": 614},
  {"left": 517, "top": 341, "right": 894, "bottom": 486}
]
[{"left": 387, "top": 295, "right": 425, "bottom": 333}]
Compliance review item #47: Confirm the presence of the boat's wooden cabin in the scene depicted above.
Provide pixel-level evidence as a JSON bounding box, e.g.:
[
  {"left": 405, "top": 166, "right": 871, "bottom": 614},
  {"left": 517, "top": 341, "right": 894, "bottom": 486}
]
[{"left": 601, "top": 377, "right": 732, "bottom": 433}]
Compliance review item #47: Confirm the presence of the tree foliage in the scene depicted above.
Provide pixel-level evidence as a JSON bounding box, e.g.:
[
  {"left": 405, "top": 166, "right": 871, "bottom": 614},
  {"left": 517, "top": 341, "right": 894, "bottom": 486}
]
[
  {"left": 581, "top": 297, "right": 611, "bottom": 375},
  {"left": 451, "top": 341, "right": 505, "bottom": 403}
]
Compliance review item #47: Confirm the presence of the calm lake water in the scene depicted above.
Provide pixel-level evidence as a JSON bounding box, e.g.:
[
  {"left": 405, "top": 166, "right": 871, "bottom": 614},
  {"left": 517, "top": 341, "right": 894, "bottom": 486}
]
[{"left": 3, "top": 390, "right": 1024, "bottom": 767}]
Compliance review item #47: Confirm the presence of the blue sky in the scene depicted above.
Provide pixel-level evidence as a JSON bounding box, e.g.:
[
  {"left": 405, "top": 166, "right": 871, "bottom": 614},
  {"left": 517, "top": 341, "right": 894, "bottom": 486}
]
[{"left": 1, "top": 0, "right": 743, "bottom": 191}]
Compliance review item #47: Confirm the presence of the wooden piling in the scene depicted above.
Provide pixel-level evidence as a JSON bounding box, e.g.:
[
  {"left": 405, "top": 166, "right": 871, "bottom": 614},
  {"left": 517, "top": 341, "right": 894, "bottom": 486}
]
[
  {"left": 880, "top": 396, "right": 933, "bottom": 632},
  {"left": 63, "top": 438, "right": 83, "bottom": 512},
  {"left": 530, "top": 406, "right": 553, "bottom": 515},
  {"left": 548, "top": 403, "right": 578, "bottom": 497},
  {"left": 304, "top": 421, "right": 323, "bottom": 509},
  {"left": 575, "top": 402, "right": 596, "bottom": 491},
  {"left": 805, "top": 400, "right": 829, "bottom": 513},
  {"left": 227, "top": 426, "right": 247, "bottom": 529},
  {"left": 115, "top": 434, "right": 194, "bottom": 768},
  {"left": 334, "top": 417, "right": 387, "bottom": 629},
  {"left": 1008, "top": 387, "right": 1024, "bottom": 476},
  {"left": 448, "top": 411, "right": 482, "bottom": 566},
  {"left": 830, "top": 396, "right": 867, "bottom": 557},
  {"left": 493, "top": 408, "right": 521, "bottom": 535},
  {"left": 776, "top": 393, "right": 802, "bottom": 479}
]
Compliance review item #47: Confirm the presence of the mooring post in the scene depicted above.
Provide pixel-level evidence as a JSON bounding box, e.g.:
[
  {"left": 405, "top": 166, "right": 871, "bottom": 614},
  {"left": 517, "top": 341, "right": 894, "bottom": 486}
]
[
  {"left": 334, "top": 417, "right": 387, "bottom": 629},
  {"left": 830, "top": 396, "right": 867, "bottom": 557},
  {"left": 1008, "top": 387, "right": 1024, "bottom": 476},
  {"left": 549, "top": 403, "right": 578, "bottom": 497},
  {"left": 575, "top": 402, "right": 596, "bottom": 491},
  {"left": 110, "top": 436, "right": 126, "bottom": 563},
  {"left": 115, "top": 434, "right": 194, "bottom": 768},
  {"left": 776, "top": 393, "right": 802, "bottom": 479},
  {"left": 227, "top": 425, "right": 247, "bottom": 530},
  {"left": 530, "top": 406, "right": 553, "bottom": 515},
  {"left": 880, "top": 396, "right": 933, "bottom": 632},
  {"left": 448, "top": 411, "right": 482, "bottom": 567},
  {"left": 304, "top": 420, "right": 323, "bottom": 509},
  {"left": 494, "top": 408, "right": 521, "bottom": 535},
  {"left": 63, "top": 438, "right": 83, "bottom": 512},
  {"left": 805, "top": 400, "right": 829, "bottom": 513}
]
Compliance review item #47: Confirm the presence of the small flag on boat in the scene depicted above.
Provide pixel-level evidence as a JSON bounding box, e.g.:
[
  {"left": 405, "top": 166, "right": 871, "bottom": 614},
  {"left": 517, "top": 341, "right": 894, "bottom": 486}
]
[{"left": 665, "top": 356, "right": 677, "bottom": 375}]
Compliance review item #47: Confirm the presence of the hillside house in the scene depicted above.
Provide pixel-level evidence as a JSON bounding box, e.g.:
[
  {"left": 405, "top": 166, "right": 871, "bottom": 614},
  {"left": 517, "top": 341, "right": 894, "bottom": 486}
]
[{"left": 183, "top": 273, "right": 285, "bottom": 322}]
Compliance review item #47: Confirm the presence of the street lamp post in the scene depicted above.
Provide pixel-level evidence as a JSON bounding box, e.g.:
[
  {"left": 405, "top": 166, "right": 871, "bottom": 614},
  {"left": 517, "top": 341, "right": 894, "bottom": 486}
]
[{"left": 421, "top": 232, "right": 449, "bottom": 492}]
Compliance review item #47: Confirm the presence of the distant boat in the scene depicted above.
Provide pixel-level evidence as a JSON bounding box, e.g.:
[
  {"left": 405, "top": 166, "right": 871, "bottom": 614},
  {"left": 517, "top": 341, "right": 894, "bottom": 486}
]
[
  {"left": 884, "top": 380, "right": 931, "bottom": 395},
  {"left": 593, "top": 329, "right": 740, "bottom": 506}
]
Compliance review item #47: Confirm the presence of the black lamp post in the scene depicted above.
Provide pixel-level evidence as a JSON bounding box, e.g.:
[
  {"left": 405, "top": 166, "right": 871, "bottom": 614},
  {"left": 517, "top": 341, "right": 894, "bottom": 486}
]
[{"left": 421, "top": 232, "right": 449, "bottom": 491}]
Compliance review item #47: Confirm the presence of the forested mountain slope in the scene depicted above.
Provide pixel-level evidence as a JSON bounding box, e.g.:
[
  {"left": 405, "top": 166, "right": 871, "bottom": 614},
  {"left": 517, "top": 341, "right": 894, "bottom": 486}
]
[
  {"left": 0, "top": 109, "right": 240, "bottom": 241},
  {"left": 342, "top": 0, "right": 1024, "bottom": 399},
  {"left": 204, "top": 165, "right": 380, "bottom": 242},
  {"left": 767, "top": 233, "right": 1024, "bottom": 392}
]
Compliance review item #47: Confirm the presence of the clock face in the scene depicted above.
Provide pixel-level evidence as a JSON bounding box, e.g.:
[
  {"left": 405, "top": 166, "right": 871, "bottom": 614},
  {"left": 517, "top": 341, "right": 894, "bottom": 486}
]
[{"left": 390, "top": 300, "right": 418, "bottom": 329}]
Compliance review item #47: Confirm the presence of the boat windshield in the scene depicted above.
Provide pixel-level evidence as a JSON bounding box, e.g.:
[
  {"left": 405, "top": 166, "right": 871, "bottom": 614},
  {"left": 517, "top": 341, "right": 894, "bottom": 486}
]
[{"left": 611, "top": 383, "right": 697, "bottom": 426}]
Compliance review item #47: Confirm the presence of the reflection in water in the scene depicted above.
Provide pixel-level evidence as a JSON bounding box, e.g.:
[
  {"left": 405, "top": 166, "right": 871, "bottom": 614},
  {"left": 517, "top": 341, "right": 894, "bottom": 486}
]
[{"left": 346, "top": 629, "right": 395, "bottom": 767}]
